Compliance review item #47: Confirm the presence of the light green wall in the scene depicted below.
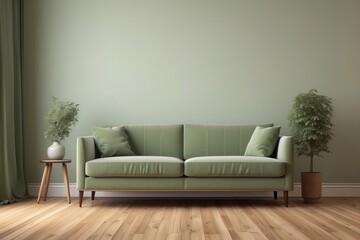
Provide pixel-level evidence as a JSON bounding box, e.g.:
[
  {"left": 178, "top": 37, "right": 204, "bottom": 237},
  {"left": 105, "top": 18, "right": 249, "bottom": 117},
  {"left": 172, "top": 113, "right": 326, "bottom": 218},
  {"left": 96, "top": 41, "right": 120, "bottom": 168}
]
[{"left": 23, "top": 0, "right": 360, "bottom": 184}]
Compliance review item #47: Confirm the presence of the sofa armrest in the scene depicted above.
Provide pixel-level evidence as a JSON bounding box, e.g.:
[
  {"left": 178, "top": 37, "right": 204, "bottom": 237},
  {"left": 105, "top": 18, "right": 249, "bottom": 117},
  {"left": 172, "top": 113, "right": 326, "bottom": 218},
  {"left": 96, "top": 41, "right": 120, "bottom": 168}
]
[
  {"left": 276, "top": 136, "right": 294, "bottom": 190},
  {"left": 77, "top": 136, "right": 96, "bottom": 190}
]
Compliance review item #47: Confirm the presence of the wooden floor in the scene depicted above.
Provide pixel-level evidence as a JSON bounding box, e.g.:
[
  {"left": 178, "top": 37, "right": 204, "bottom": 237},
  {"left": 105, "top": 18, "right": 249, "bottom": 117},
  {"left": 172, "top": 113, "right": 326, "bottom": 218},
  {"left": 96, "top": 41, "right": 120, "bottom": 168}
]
[{"left": 0, "top": 197, "right": 359, "bottom": 240}]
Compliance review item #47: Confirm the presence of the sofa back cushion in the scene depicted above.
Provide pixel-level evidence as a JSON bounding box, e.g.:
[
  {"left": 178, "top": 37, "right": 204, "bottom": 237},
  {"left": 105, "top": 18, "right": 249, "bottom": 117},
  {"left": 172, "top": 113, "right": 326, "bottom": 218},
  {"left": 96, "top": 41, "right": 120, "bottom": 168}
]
[
  {"left": 184, "top": 124, "right": 273, "bottom": 159},
  {"left": 125, "top": 125, "right": 184, "bottom": 159}
]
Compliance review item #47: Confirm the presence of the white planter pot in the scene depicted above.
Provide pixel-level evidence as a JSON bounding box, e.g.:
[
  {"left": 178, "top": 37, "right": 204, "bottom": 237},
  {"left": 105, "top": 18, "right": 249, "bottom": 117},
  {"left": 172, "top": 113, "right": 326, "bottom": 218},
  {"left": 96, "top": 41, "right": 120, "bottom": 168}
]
[{"left": 47, "top": 142, "right": 65, "bottom": 160}]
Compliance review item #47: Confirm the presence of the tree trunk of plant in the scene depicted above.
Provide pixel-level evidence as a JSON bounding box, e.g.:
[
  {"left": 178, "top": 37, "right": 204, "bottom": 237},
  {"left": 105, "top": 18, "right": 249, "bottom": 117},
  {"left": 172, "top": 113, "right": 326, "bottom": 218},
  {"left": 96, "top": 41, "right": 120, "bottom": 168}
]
[
  {"left": 310, "top": 155, "right": 314, "bottom": 172},
  {"left": 309, "top": 142, "right": 315, "bottom": 172}
]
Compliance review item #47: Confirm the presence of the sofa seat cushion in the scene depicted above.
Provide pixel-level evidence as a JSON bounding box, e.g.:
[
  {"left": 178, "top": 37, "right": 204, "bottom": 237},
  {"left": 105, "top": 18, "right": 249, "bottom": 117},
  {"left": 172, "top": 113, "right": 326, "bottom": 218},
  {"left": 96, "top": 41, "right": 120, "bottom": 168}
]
[
  {"left": 86, "top": 156, "right": 184, "bottom": 177},
  {"left": 184, "top": 156, "right": 285, "bottom": 177}
]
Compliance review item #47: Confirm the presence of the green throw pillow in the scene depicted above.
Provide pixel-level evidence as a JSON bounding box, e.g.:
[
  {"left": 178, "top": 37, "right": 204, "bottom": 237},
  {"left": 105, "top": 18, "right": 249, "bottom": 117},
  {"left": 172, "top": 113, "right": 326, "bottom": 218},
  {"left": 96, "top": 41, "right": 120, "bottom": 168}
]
[
  {"left": 91, "top": 126, "right": 135, "bottom": 157},
  {"left": 244, "top": 126, "right": 281, "bottom": 157}
]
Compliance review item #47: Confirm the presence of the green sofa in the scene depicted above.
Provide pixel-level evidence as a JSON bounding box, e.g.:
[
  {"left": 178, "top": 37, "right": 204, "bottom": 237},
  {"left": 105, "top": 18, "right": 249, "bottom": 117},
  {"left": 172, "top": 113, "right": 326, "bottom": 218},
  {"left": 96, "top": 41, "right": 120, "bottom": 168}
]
[{"left": 77, "top": 124, "right": 293, "bottom": 207}]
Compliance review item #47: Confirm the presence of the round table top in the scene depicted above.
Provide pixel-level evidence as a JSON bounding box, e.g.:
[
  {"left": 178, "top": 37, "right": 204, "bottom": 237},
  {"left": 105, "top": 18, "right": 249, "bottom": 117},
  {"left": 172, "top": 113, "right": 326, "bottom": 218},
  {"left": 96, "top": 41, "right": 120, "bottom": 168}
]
[{"left": 40, "top": 159, "right": 71, "bottom": 163}]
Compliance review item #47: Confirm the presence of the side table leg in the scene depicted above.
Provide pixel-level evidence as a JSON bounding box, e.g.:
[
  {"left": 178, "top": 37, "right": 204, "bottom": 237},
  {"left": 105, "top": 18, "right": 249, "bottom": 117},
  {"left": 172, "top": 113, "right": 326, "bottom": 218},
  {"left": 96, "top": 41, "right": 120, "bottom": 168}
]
[
  {"left": 62, "top": 163, "right": 71, "bottom": 204},
  {"left": 43, "top": 163, "right": 52, "bottom": 201},
  {"left": 37, "top": 163, "right": 49, "bottom": 203}
]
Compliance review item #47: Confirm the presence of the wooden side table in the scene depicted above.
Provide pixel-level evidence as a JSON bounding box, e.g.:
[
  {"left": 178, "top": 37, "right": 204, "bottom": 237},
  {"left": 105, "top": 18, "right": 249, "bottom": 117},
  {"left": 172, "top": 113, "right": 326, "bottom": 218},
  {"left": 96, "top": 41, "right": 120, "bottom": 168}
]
[{"left": 37, "top": 159, "right": 71, "bottom": 204}]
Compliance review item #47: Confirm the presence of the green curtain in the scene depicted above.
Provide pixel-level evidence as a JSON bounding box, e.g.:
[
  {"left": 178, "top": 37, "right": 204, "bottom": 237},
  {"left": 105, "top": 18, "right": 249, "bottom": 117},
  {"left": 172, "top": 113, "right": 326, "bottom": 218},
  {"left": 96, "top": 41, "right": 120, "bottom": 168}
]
[{"left": 0, "top": 0, "right": 27, "bottom": 204}]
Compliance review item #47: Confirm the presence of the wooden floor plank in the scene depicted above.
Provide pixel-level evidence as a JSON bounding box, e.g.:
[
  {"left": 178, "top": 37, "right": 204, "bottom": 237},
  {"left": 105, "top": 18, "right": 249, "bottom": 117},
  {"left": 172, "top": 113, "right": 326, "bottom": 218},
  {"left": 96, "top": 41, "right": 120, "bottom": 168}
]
[
  {"left": 200, "top": 201, "right": 219, "bottom": 235},
  {"left": 142, "top": 203, "right": 167, "bottom": 240},
  {"left": 0, "top": 198, "right": 60, "bottom": 231},
  {"left": 75, "top": 200, "right": 131, "bottom": 240},
  {"left": 0, "top": 197, "right": 359, "bottom": 240},
  {"left": 210, "top": 204, "right": 233, "bottom": 240},
  {"left": 110, "top": 201, "right": 150, "bottom": 239},
  {"left": 190, "top": 204, "right": 206, "bottom": 240},
  {"left": 64, "top": 200, "right": 117, "bottom": 240},
  {"left": 220, "top": 201, "right": 268, "bottom": 240},
  {"left": 180, "top": 202, "right": 193, "bottom": 240},
  {"left": 97, "top": 201, "right": 133, "bottom": 239},
  {"left": 1, "top": 201, "right": 72, "bottom": 239},
  {"left": 23, "top": 200, "right": 98, "bottom": 240},
  {"left": 276, "top": 200, "right": 339, "bottom": 240},
  {"left": 153, "top": 203, "right": 174, "bottom": 240}
]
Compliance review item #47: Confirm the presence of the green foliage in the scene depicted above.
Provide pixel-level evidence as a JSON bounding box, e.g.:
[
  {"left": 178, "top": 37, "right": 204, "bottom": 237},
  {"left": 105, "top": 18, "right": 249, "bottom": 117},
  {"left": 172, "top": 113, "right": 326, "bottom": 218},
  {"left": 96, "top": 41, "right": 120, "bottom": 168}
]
[
  {"left": 288, "top": 89, "right": 334, "bottom": 172},
  {"left": 44, "top": 97, "right": 79, "bottom": 143}
]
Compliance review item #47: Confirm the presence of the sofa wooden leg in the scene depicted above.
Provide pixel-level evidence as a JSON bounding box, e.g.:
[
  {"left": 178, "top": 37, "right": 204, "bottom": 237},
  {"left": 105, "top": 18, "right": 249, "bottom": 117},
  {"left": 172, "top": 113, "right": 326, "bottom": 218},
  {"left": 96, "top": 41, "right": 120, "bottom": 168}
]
[
  {"left": 273, "top": 191, "right": 278, "bottom": 200},
  {"left": 91, "top": 191, "right": 95, "bottom": 201},
  {"left": 79, "top": 191, "right": 84, "bottom": 207},
  {"left": 283, "top": 191, "right": 289, "bottom": 207}
]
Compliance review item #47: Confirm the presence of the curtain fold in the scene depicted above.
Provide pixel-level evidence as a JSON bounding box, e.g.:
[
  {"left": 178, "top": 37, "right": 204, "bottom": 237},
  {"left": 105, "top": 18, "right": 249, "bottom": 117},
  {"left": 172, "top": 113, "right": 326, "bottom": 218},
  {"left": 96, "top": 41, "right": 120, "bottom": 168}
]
[{"left": 0, "top": 0, "right": 28, "bottom": 204}]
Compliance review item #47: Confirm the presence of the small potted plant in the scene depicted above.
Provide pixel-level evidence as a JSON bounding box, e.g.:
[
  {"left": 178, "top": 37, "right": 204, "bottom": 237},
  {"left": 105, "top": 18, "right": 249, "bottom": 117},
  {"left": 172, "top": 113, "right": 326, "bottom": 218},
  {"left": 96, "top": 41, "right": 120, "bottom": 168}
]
[
  {"left": 288, "top": 89, "right": 334, "bottom": 203},
  {"left": 44, "top": 97, "right": 80, "bottom": 159}
]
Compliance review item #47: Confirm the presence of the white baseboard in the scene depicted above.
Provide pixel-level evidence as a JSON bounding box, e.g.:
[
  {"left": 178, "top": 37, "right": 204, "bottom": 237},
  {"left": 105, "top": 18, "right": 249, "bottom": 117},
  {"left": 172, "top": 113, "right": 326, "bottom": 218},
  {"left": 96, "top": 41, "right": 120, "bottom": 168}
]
[{"left": 28, "top": 183, "right": 360, "bottom": 198}]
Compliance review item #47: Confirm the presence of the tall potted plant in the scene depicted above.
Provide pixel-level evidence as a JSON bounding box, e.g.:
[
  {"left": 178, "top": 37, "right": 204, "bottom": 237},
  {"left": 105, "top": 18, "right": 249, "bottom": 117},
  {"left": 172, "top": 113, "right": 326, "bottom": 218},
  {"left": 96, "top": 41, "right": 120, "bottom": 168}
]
[
  {"left": 44, "top": 97, "right": 80, "bottom": 159},
  {"left": 288, "top": 89, "right": 334, "bottom": 203}
]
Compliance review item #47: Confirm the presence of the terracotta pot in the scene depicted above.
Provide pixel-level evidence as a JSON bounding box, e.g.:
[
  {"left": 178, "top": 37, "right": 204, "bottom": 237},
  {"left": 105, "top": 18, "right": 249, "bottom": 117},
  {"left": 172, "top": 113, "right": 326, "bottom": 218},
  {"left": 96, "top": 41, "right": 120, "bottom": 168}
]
[{"left": 301, "top": 172, "right": 322, "bottom": 203}]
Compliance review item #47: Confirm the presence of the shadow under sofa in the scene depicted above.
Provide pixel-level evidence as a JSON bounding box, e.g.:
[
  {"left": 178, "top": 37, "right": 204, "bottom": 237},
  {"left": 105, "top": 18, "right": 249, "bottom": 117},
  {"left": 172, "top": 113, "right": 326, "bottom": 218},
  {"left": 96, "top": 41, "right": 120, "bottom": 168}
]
[{"left": 77, "top": 124, "right": 294, "bottom": 207}]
